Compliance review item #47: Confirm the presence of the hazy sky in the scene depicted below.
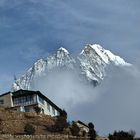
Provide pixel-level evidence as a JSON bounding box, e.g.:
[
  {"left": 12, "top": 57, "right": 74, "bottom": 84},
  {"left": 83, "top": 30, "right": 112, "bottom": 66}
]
[{"left": 0, "top": 0, "right": 140, "bottom": 136}]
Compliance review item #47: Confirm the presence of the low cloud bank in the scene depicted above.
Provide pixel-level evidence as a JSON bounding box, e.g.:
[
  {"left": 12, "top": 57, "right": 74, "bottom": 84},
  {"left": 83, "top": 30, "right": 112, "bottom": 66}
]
[
  {"left": 30, "top": 65, "right": 140, "bottom": 136},
  {"left": 70, "top": 66, "right": 140, "bottom": 136},
  {"left": 31, "top": 69, "right": 100, "bottom": 108}
]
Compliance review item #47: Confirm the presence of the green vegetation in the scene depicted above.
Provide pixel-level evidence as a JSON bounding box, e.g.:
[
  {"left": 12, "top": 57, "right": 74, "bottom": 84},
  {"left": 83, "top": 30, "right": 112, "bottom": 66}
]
[
  {"left": 108, "top": 130, "right": 136, "bottom": 140},
  {"left": 24, "top": 123, "right": 35, "bottom": 135},
  {"left": 88, "top": 122, "right": 96, "bottom": 140},
  {"left": 60, "top": 109, "right": 67, "bottom": 119},
  {"left": 33, "top": 106, "right": 41, "bottom": 114}
]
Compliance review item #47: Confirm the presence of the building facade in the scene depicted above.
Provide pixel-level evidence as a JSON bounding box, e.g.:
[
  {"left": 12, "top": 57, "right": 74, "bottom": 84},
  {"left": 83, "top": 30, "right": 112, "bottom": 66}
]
[{"left": 0, "top": 89, "right": 62, "bottom": 117}]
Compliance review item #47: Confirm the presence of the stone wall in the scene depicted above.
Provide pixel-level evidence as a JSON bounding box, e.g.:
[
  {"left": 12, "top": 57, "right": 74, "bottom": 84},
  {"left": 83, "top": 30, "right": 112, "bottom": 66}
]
[{"left": 0, "top": 134, "right": 90, "bottom": 140}]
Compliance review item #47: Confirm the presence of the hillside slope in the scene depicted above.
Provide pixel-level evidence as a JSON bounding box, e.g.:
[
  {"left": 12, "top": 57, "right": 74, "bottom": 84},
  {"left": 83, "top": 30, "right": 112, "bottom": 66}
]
[{"left": 0, "top": 107, "right": 67, "bottom": 135}]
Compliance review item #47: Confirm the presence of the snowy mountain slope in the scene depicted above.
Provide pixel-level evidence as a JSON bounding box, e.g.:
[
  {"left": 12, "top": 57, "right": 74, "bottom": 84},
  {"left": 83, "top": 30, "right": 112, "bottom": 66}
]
[
  {"left": 12, "top": 44, "right": 131, "bottom": 91},
  {"left": 78, "top": 44, "right": 130, "bottom": 84},
  {"left": 12, "top": 47, "right": 75, "bottom": 91}
]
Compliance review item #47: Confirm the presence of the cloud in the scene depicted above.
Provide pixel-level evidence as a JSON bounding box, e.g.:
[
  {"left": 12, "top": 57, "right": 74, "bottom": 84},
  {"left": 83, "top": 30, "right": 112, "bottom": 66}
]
[
  {"left": 28, "top": 64, "right": 140, "bottom": 136},
  {"left": 69, "top": 65, "right": 140, "bottom": 136},
  {"left": 0, "top": 0, "right": 140, "bottom": 136},
  {"left": 30, "top": 69, "right": 101, "bottom": 109}
]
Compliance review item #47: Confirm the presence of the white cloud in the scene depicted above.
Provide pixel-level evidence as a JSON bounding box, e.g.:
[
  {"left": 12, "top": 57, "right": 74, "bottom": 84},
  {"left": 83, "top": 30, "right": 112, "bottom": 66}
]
[
  {"left": 30, "top": 69, "right": 101, "bottom": 109},
  {"left": 70, "top": 66, "right": 140, "bottom": 136},
  {"left": 29, "top": 65, "right": 140, "bottom": 136}
]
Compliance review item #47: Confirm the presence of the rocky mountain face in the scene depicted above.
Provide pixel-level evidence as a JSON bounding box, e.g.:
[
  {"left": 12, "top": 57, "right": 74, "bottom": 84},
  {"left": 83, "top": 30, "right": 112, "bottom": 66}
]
[{"left": 12, "top": 44, "right": 131, "bottom": 91}]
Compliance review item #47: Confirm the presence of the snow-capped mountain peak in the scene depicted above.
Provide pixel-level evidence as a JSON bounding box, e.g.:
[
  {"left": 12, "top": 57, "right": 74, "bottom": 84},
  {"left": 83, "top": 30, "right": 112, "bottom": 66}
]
[
  {"left": 80, "top": 44, "right": 131, "bottom": 66},
  {"left": 80, "top": 44, "right": 110, "bottom": 64},
  {"left": 12, "top": 44, "right": 131, "bottom": 91},
  {"left": 57, "top": 47, "right": 69, "bottom": 55},
  {"left": 46, "top": 47, "right": 75, "bottom": 69}
]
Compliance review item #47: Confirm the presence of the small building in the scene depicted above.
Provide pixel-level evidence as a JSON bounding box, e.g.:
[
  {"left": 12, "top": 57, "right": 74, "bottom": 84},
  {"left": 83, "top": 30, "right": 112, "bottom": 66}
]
[
  {"left": 75, "top": 120, "right": 89, "bottom": 133},
  {"left": 0, "top": 89, "right": 62, "bottom": 117},
  {"left": 72, "top": 120, "right": 89, "bottom": 136}
]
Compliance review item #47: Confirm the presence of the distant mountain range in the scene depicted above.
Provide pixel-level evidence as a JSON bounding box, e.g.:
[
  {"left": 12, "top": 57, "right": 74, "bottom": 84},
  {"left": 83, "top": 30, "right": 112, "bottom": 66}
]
[{"left": 12, "top": 44, "right": 131, "bottom": 91}]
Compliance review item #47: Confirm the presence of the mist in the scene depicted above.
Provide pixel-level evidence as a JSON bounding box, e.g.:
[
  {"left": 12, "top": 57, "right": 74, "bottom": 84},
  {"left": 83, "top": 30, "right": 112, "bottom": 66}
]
[
  {"left": 29, "top": 65, "right": 140, "bottom": 136},
  {"left": 0, "top": 0, "right": 139, "bottom": 136},
  {"left": 70, "top": 65, "right": 140, "bottom": 136},
  {"left": 31, "top": 69, "right": 101, "bottom": 109}
]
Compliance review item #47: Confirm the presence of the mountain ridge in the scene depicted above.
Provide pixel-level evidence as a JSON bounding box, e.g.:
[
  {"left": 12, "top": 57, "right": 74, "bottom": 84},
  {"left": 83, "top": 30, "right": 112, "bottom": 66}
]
[{"left": 12, "top": 44, "right": 131, "bottom": 91}]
